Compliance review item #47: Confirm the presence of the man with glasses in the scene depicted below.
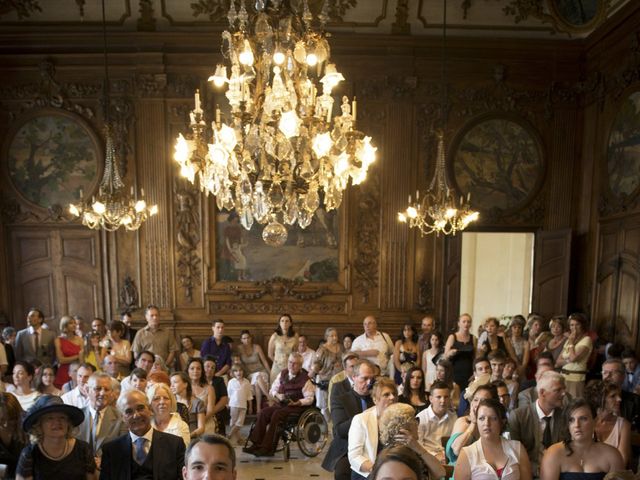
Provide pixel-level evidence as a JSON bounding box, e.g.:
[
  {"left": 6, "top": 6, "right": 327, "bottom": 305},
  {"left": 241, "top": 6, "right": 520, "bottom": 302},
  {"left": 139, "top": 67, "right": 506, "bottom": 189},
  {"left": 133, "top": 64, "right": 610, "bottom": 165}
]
[{"left": 77, "top": 373, "right": 126, "bottom": 467}]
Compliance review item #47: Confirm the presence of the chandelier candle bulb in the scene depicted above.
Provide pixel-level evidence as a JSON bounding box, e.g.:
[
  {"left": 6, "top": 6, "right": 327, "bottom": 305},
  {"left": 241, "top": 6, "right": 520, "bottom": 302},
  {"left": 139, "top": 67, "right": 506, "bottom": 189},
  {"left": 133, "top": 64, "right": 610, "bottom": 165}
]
[
  {"left": 194, "top": 90, "right": 201, "bottom": 113},
  {"left": 352, "top": 97, "right": 357, "bottom": 122}
]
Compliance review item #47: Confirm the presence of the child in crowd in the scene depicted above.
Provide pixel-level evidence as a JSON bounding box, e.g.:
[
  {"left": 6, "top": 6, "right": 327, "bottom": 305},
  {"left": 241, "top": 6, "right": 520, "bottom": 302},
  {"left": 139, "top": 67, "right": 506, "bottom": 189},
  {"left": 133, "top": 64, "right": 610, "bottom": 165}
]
[
  {"left": 227, "top": 365, "right": 252, "bottom": 445},
  {"left": 130, "top": 367, "right": 148, "bottom": 392}
]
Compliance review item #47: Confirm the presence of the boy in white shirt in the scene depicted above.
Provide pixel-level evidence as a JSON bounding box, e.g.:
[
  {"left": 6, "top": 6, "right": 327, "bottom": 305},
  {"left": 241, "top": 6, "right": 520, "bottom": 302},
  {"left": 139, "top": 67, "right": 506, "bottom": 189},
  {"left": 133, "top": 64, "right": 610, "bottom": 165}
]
[{"left": 228, "top": 365, "right": 253, "bottom": 444}]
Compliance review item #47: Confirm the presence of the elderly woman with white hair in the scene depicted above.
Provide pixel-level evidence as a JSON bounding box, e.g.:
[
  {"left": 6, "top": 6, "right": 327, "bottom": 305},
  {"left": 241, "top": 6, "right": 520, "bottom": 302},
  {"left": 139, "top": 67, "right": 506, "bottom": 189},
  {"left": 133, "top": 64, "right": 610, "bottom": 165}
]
[
  {"left": 147, "top": 382, "right": 190, "bottom": 447},
  {"left": 379, "top": 403, "right": 446, "bottom": 480}
]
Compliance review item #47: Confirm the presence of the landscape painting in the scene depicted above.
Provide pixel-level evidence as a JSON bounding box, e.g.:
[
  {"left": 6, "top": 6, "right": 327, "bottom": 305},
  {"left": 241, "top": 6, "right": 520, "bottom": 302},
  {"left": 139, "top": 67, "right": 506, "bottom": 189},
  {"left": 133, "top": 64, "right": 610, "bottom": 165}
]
[
  {"left": 215, "top": 208, "right": 340, "bottom": 282},
  {"left": 452, "top": 117, "right": 543, "bottom": 213},
  {"left": 7, "top": 111, "right": 99, "bottom": 209},
  {"left": 607, "top": 91, "right": 640, "bottom": 198}
]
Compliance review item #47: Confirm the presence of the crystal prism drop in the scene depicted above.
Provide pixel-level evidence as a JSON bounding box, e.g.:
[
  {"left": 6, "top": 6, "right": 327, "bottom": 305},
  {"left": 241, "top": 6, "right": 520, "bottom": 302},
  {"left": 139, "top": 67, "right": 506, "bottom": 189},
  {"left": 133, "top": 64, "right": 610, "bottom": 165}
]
[
  {"left": 262, "top": 219, "right": 288, "bottom": 247},
  {"left": 240, "top": 206, "right": 254, "bottom": 230}
]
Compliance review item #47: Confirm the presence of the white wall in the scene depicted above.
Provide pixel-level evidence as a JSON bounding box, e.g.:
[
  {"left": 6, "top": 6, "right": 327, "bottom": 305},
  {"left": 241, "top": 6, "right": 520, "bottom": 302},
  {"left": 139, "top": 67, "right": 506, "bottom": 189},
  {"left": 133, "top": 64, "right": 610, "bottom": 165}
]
[{"left": 460, "top": 232, "right": 534, "bottom": 334}]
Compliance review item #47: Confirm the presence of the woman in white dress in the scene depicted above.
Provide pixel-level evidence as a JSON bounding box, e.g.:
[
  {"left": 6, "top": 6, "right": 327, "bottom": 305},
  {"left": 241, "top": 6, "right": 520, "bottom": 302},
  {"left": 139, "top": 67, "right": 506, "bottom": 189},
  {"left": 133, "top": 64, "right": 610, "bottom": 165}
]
[
  {"left": 455, "top": 398, "right": 531, "bottom": 480},
  {"left": 6, "top": 361, "right": 40, "bottom": 411},
  {"left": 422, "top": 331, "right": 443, "bottom": 392}
]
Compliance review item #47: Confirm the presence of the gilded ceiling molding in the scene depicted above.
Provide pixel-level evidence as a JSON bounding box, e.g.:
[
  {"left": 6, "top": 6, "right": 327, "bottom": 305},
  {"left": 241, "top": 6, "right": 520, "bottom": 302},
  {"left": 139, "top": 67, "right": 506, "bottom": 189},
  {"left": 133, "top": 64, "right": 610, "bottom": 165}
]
[
  {"left": 175, "top": 179, "right": 202, "bottom": 302},
  {"left": 225, "top": 277, "right": 330, "bottom": 301},
  {"left": 0, "top": 0, "right": 41, "bottom": 19}
]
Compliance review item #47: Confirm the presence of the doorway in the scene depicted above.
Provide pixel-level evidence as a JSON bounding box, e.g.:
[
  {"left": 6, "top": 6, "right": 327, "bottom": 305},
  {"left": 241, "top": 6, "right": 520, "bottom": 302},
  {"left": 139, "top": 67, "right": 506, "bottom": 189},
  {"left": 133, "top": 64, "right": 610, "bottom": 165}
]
[{"left": 460, "top": 232, "right": 535, "bottom": 334}]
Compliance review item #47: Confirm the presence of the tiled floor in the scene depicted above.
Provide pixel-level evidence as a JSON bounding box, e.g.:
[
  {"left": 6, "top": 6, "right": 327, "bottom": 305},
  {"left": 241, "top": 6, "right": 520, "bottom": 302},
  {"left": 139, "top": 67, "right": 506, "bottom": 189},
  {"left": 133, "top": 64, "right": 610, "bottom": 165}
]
[{"left": 234, "top": 415, "right": 333, "bottom": 480}]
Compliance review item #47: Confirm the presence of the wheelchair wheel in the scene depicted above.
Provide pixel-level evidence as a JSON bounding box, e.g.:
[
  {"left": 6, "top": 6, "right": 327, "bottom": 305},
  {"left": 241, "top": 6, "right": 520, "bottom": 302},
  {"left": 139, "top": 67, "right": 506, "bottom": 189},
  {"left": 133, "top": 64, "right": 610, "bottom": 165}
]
[{"left": 295, "top": 408, "right": 328, "bottom": 457}]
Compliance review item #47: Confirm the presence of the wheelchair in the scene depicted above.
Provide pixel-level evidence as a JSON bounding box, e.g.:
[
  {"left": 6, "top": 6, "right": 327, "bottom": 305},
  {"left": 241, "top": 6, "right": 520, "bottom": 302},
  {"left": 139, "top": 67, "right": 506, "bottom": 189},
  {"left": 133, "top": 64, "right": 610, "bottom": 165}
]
[{"left": 246, "top": 406, "right": 329, "bottom": 461}]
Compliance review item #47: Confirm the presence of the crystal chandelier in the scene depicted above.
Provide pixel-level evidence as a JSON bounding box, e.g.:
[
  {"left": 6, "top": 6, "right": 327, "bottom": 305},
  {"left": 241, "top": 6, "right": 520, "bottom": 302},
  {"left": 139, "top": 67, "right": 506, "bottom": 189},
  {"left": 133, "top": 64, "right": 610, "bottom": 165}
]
[
  {"left": 397, "top": 0, "right": 478, "bottom": 236},
  {"left": 173, "top": 0, "right": 377, "bottom": 247},
  {"left": 69, "top": 0, "right": 157, "bottom": 231}
]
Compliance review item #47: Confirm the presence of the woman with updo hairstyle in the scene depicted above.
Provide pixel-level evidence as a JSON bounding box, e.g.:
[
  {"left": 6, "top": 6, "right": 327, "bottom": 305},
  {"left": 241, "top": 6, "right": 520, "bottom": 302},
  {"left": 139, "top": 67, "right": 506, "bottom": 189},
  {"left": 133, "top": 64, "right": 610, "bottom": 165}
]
[
  {"left": 370, "top": 445, "right": 426, "bottom": 480},
  {"left": 7, "top": 361, "right": 40, "bottom": 411},
  {"left": 377, "top": 403, "right": 445, "bottom": 480},
  {"left": 584, "top": 380, "right": 631, "bottom": 467},
  {"left": 556, "top": 313, "right": 593, "bottom": 398},
  {"left": 53, "top": 316, "right": 83, "bottom": 389},
  {"left": 267, "top": 313, "right": 298, "bottom": 383},
  {"left": 455, "top": 398, "right": 531, "bottom": 480},
  {"left": 0, "top": 392, "right": 27, "bottom": 478},
  {"left": 540, "top": 398, "right": 623, "bottom": 480},
  {"left": 545, "top": 316, "right": 567, "bottom": 364},
  {"left": 507, "top": 316, "right": 529, "bottom": 376}
]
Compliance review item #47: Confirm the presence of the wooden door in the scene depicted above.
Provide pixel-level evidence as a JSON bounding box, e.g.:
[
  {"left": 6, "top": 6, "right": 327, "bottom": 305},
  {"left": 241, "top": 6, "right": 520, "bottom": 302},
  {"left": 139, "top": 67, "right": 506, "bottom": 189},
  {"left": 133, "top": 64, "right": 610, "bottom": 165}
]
[
  {"left": 441, "top": 234, "right": 462, "bottom": 334},
  {"left": 10, "top": 227, "right": 103, "bottom": 329},
  {"left": 531, "top": 229, "right": 572, "bottom": 318}
]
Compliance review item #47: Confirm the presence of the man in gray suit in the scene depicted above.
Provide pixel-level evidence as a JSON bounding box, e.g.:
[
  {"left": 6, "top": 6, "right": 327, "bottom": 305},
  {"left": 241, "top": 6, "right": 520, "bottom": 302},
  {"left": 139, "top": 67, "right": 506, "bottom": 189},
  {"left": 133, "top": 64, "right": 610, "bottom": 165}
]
[
  {"left": 14, "top": 308, "right": 56, "bottom": 364},
  {"left": 77, "top": 373, "right": 127, "bottom": 468},
  {"left": 508, "top": 370, "right": 567, "bottom": 477}
]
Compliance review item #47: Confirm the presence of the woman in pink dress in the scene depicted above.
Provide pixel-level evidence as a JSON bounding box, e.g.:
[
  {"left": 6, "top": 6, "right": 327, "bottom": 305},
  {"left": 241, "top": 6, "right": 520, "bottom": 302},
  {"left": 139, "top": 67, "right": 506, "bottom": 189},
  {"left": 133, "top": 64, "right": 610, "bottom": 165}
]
[{"left": 53, "top": 316, "right": 83, "bottom": 388}]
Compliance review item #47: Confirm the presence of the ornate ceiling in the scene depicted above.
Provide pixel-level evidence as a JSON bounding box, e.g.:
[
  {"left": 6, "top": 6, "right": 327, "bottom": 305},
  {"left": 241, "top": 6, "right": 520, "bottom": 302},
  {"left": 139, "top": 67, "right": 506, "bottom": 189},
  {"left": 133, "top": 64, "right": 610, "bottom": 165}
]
[{"left": 0, "top": 0, "right": 632, "bottom": 38}]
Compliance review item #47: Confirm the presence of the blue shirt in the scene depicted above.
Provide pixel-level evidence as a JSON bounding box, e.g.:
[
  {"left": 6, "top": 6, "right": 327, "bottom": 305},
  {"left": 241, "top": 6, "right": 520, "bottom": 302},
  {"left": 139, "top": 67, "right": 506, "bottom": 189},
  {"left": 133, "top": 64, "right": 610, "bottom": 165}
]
[{"left": 200, "top": 337, "right": 232, "bottom": 372}]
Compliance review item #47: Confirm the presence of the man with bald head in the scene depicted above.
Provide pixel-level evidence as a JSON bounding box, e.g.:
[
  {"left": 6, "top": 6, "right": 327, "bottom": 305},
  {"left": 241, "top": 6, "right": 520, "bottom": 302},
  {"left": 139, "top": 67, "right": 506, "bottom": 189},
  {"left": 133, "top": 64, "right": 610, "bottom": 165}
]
[
  {"left": 417, "top": 315, "right": 436, "bottom": 362},
  {"left": 100, "top": 389, "right": 185, "bottom": 480},
  {"left": 350, "top": 316, "right": 394, "bottom": 376}
]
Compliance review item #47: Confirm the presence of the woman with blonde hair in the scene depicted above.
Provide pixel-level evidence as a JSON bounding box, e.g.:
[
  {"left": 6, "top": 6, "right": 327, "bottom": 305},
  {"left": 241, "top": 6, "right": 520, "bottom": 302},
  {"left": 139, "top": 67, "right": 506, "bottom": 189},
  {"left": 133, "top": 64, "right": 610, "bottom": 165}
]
[
  {"left": 545, "top": 316, "right": 567, "bottom": 364},
  {"left": 16, "top": 395, "right": 95, "bottom": 480},
  {"left": 556, "top": 313, "right": 593, "bottom": 398},
  {"left": 147, "top": 382, "right": 191, "bottom": 447},
  {"left": 314, "top": 327, "right": 343, "bottom": 420},
  {"left": 378, "top": 403, "right": 445, "bottom": 480},
  {"left": 53, "top": 316, "right": 83, "bottom": 389}
]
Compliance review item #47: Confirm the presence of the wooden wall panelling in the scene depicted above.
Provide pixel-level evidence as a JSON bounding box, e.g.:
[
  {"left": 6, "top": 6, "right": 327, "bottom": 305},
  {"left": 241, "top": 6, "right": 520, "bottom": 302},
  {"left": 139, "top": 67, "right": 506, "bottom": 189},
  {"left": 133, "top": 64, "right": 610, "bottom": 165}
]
[
  {"left": 135, "top": 98, "right": 174, "bottom": 317},
  {"left": 440, "top": 234, "right": 461, "bottom": 334},
  {"left": 380, "top": 102, "right": 413, "bottom": 313},
  {"left": 531, "top": 228, "right": 572, "bottom": 318}
]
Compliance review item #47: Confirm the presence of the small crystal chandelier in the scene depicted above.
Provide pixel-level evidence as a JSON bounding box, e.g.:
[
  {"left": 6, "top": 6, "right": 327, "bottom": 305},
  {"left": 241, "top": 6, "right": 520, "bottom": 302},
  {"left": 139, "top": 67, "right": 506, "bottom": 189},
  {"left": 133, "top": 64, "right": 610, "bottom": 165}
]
[
  {"left": 397, "top": 0, "right": 478, "bottom": 236},
  {"left": 69, "top": 0, "right": 157, "bottom": 231},
  {"left": 174, "top": 0, "right": 377, "bottom": 247}
]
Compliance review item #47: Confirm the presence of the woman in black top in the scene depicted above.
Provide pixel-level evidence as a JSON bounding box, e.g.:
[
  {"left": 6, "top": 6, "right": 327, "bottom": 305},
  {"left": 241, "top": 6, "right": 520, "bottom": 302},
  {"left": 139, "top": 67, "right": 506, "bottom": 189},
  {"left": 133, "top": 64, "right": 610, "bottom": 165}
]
[
  {"left": 444, "top": 313, "right": 477, "bottom": 390},
  {"left": 398, "top": 366, "right": 429, "bottom": 414},
  {"left": 16, "top": 395, "right": 95, "bottom": 480}
]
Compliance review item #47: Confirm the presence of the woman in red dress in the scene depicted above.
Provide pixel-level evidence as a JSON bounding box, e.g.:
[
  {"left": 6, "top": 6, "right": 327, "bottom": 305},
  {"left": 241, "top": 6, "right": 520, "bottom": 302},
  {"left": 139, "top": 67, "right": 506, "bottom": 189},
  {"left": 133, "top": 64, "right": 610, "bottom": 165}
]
[{"left": 54, "top": 316, "right": 83, "bottom": 388}]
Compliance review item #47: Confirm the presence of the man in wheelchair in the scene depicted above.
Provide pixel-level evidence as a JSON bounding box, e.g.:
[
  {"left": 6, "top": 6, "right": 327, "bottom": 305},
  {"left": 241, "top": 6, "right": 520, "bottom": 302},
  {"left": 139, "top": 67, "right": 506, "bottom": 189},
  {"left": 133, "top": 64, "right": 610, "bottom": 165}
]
[{"left": 244, "top": 352, "right": 316, "bottom": 456}]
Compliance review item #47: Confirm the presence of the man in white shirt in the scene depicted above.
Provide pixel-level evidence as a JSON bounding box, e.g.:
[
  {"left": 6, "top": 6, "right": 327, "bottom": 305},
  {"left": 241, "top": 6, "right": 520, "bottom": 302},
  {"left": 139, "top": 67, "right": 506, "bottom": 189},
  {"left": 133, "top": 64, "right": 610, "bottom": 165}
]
[
  {"left": 61, "top": 363, "right": 94, "bottom": 409},
  {"left": 417, "top": 380, "right": 457, "bottom": 462},
  {"left": 350, "top": 316, "right": 394, "bottom": 376},
  {"left": 120, "top": 350, "right": 155, "bottom": 393},
  {"left": 297, "top": 335, "right": 316, "bottom": 373}
]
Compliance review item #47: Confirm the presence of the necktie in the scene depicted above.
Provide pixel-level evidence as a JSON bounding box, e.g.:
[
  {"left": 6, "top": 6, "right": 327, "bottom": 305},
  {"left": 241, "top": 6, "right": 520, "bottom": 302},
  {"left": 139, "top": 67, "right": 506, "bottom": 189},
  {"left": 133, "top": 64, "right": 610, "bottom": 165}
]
[
  {"left": 33, "top": 330, "right": 39, "bottom": 354},
  {"left": 92, "top": 410, "right": 101, "bottom": 448},
  {"left": 134, "top": 437, "right": 147, "bottom": 464},
  {"left": 542, "top": 416, "right": 552, "bottom": 449}
]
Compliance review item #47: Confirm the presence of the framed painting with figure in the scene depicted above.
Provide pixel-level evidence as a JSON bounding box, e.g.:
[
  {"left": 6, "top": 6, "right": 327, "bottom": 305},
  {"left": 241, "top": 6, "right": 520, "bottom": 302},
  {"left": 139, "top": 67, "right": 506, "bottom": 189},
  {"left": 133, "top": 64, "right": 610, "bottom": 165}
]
[
  {"left": 3, "top": 109, "right": 101, "bottom": 210},
  {"left": 548, "top": 0, "right": 607, "bottom": 33},
  {"left": 607, "top": 90, "right": 640, "bottom": 200},
  {"left": 450, "top": 115, "right": 544, "bottom": 216},
  {"left": 214, "top": 207, "right": 342, "bottom": 283}
]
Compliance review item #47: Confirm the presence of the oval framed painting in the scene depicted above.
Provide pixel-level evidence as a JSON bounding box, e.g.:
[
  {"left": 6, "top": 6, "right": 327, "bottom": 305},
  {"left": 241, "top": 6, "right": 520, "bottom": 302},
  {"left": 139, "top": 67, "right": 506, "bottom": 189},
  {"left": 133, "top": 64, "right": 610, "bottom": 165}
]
[
  {"left": 3, "top": 109, "right": 102, "bottom": 210},
  {"left": 548, "top": 0, "right": 607, "bottom": 34},
  {"left": 450, "top": 115, "right": 544, "bottom": 216},
  {"left": 607, "top": 90, "right": 640, "bottom": 200}
]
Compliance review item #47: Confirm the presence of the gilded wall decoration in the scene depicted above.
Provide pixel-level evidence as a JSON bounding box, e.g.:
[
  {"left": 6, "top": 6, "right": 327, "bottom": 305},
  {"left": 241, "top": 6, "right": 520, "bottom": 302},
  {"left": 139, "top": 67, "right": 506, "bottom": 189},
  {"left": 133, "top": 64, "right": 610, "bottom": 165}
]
[
  {"left": 606, "top": 91, "right": 640, "bottom": 199},
  {"left": 175, "top": 179, "right": 202, "bottom": 301},
  {"left": 211, "top": 300, "right": 346, "bottom": 315},
  {"left": 215, "top": 208, "right": 339, "bottom": 282},
  {"left": 0, "top": 0, "right": 41, "bottom": 19},
  {"left": 226, "top": 277, "right": 329, "bottom": 300},
  {"left": 451, "top": 116, "right": 544, "bottom": 216},
  {"left": 3, "top": 109, "right": 101, "bottom": 212},
  {"left": 353, "top": 166, "right": 380, "bottom": 303}
]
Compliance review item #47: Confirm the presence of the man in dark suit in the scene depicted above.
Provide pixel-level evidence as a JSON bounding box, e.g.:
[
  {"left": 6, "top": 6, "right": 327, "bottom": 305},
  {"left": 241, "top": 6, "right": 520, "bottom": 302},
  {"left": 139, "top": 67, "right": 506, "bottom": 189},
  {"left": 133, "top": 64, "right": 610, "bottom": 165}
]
[
  {"left": 322, "top": 359, "right": 376, "bottom": 480},
  {"left": 76, "top": 373, "right": 127, "bottom": 465},
  {"left": 14, "top": 308, "right": 56, "bottom": 364},
  {"left": 100, "top": 389, "right": 185, "bottom": 480},
  {"left": 328, "top": 352, "right": 360, "bottom": 410},
  {"left": 508, "top": 370, "right": 567, "bottom": 477}
]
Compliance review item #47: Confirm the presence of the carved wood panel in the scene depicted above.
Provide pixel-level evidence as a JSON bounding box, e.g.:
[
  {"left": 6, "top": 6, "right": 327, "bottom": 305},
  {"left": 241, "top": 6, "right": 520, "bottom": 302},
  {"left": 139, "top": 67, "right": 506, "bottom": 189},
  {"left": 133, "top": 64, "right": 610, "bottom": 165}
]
[
  {"left": 9, "top": 227, "right": 103, "bottom": 329},
  {"left": 531, "top": 228, "right": 572, "bottom": 318}
]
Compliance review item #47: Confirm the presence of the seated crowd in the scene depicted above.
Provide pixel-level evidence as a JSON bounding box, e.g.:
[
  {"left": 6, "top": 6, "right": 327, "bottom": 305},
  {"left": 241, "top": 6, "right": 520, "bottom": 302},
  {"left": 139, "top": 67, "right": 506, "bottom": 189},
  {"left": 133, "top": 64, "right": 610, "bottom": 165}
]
[{"left": 0, "top": 308, "right": 639, "bottom": 480}]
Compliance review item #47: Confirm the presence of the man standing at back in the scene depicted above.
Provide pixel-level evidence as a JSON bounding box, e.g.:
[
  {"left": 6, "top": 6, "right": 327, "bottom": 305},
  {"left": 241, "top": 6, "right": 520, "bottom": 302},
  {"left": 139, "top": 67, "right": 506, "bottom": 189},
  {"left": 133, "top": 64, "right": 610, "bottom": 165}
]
[
  {"left": 14, "top": 308, "right": 56, "bottom": 364},
  {"left": 350, "top": 316, "right": 394, "bottom": 377},
  {"left": 100, "top": 389, "right": 185, "bottom": 480},
  {"left": 132, "top": 305, "right": 178, "bottom": 368},
  {"left": 200, "top": 319, "right": 231, "bottom": 377},
  {"left": 417, "top": 315, "right": 435, "bottom": 363}
]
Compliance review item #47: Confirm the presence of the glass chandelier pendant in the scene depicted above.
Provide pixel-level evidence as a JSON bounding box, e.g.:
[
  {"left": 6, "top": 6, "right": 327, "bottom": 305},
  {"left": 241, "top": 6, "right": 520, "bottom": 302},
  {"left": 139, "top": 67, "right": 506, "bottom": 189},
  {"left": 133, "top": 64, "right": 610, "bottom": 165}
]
[
  {"left": 398, "top": 130, "right": 478, "bottom": 236},
  {"left": 69, "top": 126, "right": 158, "bottom": 231},
  {"left": 174, "top": 0, "right": 377, "bottom": 247}
]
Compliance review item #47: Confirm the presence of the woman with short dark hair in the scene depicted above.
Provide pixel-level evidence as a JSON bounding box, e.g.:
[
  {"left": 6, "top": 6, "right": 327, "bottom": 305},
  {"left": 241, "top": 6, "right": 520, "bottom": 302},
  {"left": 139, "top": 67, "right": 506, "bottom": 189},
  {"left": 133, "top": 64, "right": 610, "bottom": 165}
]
[{"left": 267, "top": 314, "right": 298, "bottom": 383}]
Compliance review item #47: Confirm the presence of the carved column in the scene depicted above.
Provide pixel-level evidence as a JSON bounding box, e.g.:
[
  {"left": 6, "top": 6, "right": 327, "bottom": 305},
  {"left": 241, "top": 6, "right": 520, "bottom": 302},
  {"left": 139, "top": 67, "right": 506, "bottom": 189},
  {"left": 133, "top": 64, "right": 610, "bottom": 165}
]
[{"left": 136, "top": 99, "right": 173, "bottom": 309}]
